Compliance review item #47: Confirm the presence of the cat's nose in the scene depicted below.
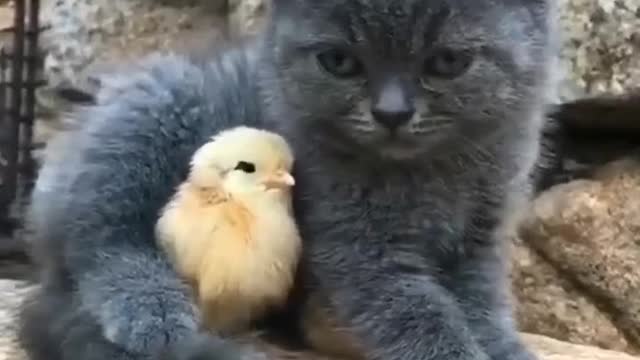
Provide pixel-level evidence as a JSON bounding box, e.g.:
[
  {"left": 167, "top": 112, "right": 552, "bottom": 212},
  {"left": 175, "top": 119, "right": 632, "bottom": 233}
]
[
  {"left": 371, "top": 82, "right": 415, "bottom": 131},
  {"left": 372, "top": 107, "right": 415, "bottom": 130}
]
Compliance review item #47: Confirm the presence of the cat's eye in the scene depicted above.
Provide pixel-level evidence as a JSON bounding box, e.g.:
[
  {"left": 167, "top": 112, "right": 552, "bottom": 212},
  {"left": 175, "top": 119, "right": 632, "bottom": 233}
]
[
  {"left": 316, "top": 49, "right": 363, "bottom": 78},
  {"left": 423, "top": 48, "right": 473, "bottom": 79},
  {"left": 234, "top": 161, "right": 256, "bottom": 173}
]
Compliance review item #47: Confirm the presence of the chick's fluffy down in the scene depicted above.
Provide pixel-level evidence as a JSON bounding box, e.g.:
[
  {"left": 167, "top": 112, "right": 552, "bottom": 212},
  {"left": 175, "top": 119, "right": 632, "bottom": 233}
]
[
  {"left": 157, "top": 182, "right": 301, "bottom": 333},
  {"left": 155, "top": 126, "right": 301, "bottom": 333}
]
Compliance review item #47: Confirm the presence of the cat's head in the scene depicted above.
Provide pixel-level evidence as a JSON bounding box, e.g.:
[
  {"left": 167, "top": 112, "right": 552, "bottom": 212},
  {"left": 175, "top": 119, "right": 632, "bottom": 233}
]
[{"left": 263, "top": 0, "right": 555, "bottom": 163}]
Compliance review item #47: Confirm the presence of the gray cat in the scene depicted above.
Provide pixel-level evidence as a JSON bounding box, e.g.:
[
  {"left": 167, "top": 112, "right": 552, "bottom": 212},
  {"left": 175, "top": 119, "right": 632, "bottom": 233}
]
[{"left": 18, "top": 1, "right": 557, "bottom": 360}]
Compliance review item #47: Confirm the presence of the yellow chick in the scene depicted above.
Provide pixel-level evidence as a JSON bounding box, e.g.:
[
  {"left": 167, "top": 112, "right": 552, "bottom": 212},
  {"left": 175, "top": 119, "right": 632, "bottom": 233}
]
[{"left": 155, "top": 126, "right": 302, "bottom": 335}]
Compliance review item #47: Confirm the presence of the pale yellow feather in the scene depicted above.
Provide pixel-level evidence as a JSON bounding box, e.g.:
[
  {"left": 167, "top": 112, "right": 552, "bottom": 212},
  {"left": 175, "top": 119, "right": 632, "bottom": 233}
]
[{"left": 155, "top": 127, "right": 302, "bottom": 334}]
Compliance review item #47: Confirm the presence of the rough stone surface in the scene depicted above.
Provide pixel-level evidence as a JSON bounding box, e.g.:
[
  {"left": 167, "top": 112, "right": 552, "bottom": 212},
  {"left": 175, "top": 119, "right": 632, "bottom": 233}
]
[
  {"left": 228, "top": 0, "right": 268, "bottom": 37},
  {"left": 517, "top": 158, "right": 640, "bottom": 354},
  {"left": 34, "top": 0, "right": 230, "bottom": 166},
  {"left": 40, "top": 0, "right": 227, "bottom": 90},
  {"left": 0, "top": 280, "right": 33, "bottom": 360},
  {"left": 510, "top": 235, "right": 633, "bottom": 353},
  {"left": 522, "top": 333, "right": 640, "bottom": 360},
  {"left": 1, "top": 280, "right": 639, "bottom": 360},
  {"left": 557, "top": 0, "right": 640, "bottom": 99}
]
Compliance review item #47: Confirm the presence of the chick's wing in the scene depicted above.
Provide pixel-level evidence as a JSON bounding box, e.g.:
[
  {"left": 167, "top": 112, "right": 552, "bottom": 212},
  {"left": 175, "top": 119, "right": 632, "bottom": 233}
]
[{"left": 156, "top": 184, "right": 253, "bottom": 283}]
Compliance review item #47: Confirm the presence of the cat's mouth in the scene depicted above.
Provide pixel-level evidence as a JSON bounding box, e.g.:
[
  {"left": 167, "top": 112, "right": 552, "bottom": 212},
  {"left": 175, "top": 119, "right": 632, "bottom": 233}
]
[
  {"left": 321, "top": 120, "right": 449, "bottom": 161},
  {"left": 371, "top": 122, "right": 458, "bottom": 159},
  {"left": 363, "top": 130, "right": 433, "bottom": 159}
]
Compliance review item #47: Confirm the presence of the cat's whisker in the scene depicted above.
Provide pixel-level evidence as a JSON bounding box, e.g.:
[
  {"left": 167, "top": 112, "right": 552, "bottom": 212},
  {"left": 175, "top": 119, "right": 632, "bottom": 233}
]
[
  {"left": 410, "top": 128, "right": 440, "bottom": 135},
  {"left": 351, "top": 125, "right": 376, "bottom": 133},
  {"left": 344, "top": 117, "right": 371, "bottom": 125},
  {"left": 409, "top": 116, "right": 454, "bottom": 134},
  {"left": 344, "top": 117, "right": 377, "bottom": 133}
]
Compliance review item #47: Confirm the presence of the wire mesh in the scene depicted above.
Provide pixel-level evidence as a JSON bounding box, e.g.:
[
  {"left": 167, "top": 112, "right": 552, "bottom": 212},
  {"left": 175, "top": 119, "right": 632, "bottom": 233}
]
[{"left": 0, "top": 0, "right": 43, "bottom": 230}]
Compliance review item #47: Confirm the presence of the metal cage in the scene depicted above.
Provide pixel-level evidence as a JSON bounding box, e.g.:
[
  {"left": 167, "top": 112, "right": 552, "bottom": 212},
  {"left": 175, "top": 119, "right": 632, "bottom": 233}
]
[{"left": 0, "top": 0, "right": 43, "bottom": 230}]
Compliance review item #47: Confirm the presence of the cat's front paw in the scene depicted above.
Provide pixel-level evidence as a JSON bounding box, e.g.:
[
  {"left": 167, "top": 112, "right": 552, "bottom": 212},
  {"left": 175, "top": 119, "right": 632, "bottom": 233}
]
[
  {"left": 159, "top": 333, "right": 268, "bottom": 360},
  {"left": 99, "top": 295, "right": 199, "bottom": 354}
]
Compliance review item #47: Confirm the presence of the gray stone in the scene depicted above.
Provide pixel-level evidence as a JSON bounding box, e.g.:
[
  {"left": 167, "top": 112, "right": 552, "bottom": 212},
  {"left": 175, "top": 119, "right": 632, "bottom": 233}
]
[
  {"left": 557, "top": 0, "right": 640, "bottom": 99},
  {"left": 228, "top": 0, "right": 268, "bottom": 37},
  {"left": 517, "top": 159, "right": 640, "bottom": 354},
  {"left": 40, "top": 0, "right": 227, "bottom": 90}
]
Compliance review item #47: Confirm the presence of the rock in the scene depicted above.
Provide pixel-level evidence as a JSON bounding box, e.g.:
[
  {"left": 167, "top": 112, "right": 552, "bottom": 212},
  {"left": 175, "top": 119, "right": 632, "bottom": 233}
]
[
  {"left": 522, "top": 333, "right": 640, "bottom": 360},
  {"left": 510, "top": 234, "right": 633, "bottom": 352},
  {"left": 1, "top": 280, "right": 639, "bottom": 360},
  {"left": 517, "top": 158, "right": 640, "bottom": 353},
  {"left": 228, "top": 0, "right": 269, "bottom": 37},
  {"left": 33, "top": 0, "right": 231, "bottom": 160},
  {"left": 0, "top": 280, "right": 34, "bottom": 360},
  {"left": 40, "top": 0, "right": 228, "bottom": 90},
  {"left": 557, "top": 0, "right": 640, "bottom": 100},
  {"left": 0, "top": 2, "right": 13, "bottom": 32}
]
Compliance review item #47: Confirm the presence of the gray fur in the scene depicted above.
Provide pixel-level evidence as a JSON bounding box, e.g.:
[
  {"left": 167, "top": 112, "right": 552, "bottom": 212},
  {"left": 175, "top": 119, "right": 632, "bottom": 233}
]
[{"left": 19, "top": 1, "right": 556, "bottom": 360}]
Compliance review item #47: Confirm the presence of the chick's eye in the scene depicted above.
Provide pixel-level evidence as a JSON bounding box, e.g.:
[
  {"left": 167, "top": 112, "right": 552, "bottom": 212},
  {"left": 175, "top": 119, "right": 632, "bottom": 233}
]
[
  {"left": 316, "top": 49, "right": 363, "bottom": 78},
  {"left": 423, "top": 48, "right": 473, "bottom": 79},
  {"left": 234, "top": 161, "right": 255, "bottom": 173}
]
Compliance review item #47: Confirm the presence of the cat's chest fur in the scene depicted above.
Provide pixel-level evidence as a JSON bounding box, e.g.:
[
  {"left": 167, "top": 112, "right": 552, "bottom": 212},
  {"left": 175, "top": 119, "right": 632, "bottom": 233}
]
[{"left": 292, "top": 162, "right": 475, "bottom": 264}]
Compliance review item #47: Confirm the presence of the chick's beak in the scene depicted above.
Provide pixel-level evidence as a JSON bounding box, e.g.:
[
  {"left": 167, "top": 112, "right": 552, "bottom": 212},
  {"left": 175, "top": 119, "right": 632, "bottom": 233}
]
[{"left": 262, "top": 170, "right": 295, "bottom": 189}]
